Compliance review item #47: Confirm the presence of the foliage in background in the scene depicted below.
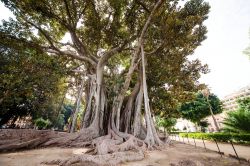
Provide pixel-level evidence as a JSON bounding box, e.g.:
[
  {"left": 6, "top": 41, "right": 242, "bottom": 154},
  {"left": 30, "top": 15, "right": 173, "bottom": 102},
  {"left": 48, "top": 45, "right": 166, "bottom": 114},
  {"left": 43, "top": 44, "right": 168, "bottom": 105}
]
[
  {"left": 34, "top": 118, "right": 52, "bottom": 130},
  {"left": 156, "top": 116, "right": 177, "bottom": 133},
  {"left": 179, "top": 132, "right": 250, "bottom": 144},
  {"left": 0, "top": 43, "right": 68, "bottom": 126},
  {"left": 223, "top": 98, "right": 250, "bottom": 133},
  {"left": 197, "top": 120, "right": 209, "bottom": 132},
  {"left": 178, "top": 93, "right": 222, "bottom": 124}
]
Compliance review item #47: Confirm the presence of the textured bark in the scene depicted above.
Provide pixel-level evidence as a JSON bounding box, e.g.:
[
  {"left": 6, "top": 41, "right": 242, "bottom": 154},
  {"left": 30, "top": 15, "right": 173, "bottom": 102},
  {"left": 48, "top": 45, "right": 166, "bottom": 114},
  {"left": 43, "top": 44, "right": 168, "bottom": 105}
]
[
  {"left": 82, "top": 74, "right": 97, "bottom": 129},
  {"left": 141, "top": 45, "right": 162, "bottom": 148},
  {"left": 114, "top": 0, "right": 164, "bottom": 131},
  {"left": 70, "top": 78, "right": 84, "bottom": 133},
  {"left": 133, "top": 80, "right": 144, "bottom": 137},
  {"left": 122, "top": 81, "right": 140, "bottom": 133}
]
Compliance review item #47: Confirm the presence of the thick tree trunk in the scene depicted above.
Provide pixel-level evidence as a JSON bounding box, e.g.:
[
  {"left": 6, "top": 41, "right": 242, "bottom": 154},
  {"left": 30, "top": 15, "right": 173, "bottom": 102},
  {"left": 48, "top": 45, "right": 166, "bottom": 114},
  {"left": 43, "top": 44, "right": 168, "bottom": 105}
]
[
  {"left": 114, "top": 54, "right": 138, "bottom": 131},
  {"left": 82, "top": 75, "right": 96, "bottom": 128},
  {"left": 70, "top": 78, "right": 84, "bottom": 133},
  {"left": 121, "top": 81, "right": 140, "bottom": 133},
  {"left": 133, "top": 82, "right": 143, "bottom": 138},
  {"left": 141, "top": 45, "right": 162, "bottom": 147}
]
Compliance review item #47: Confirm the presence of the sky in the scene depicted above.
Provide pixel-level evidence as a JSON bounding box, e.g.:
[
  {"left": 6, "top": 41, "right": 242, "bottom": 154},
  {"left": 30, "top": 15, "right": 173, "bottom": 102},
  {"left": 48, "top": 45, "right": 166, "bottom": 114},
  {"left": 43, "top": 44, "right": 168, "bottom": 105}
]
[
  {"left": 192, "top": 0, "right": 250, "bottom": 98},
  {"left": 0, "top": 0, "right": 250, "bottom": 99}
]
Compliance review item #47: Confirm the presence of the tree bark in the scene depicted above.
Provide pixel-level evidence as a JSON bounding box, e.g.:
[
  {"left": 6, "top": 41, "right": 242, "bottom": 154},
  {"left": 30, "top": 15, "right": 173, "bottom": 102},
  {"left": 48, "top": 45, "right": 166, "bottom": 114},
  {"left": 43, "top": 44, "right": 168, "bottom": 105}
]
[
  {"left": 206, "top": 97, "right": 220, "bottom": 131},
  {"left": 70, "top": 78, "right": 85, "bottom": 133},
  {"left": 141, "top": 45, "right": 162, "bottom": 147}
]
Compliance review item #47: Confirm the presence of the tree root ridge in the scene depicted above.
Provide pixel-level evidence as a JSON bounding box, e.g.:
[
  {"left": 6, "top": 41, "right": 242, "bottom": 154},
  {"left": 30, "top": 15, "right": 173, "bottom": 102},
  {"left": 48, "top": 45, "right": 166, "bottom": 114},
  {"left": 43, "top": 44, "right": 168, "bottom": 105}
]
[
  {"left": 0, "top": 129, "right": 166, "bottom": 165},
  {"left": 43, "top": 150, "right": 145, "bottom": 166},
  {"left": 0, "top": 128, "right": 99, "bottom": 152},
  {"left": 42, "top": 131, "right": 164, "bottom": 166}
]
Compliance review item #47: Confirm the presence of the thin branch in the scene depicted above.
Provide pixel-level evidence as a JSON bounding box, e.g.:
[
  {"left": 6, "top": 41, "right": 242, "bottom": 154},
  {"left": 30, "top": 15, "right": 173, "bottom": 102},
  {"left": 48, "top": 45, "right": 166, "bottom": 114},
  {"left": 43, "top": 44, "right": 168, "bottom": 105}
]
[
  {"left": 145, "top": 43, "right": 164, "bottom": 55},
  {"left": 63, "top": 0, "right": 75, "bottom": 26},
  {"left": 139, "top": 0, "right": 164, "bottom": 42},
  {"left": 135, "top": 0, "right": 150, "bottom": 13},
  {"left": 98, "top": 39, "right": 131, "bottom": 67}
]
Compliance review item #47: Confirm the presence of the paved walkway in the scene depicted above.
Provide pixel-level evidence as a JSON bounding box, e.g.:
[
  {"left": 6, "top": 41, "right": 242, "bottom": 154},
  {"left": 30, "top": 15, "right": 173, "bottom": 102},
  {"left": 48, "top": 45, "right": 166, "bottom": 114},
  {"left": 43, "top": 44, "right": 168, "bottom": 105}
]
[{"left": 170, "top": 135, "right": 250, "bottom": 161}]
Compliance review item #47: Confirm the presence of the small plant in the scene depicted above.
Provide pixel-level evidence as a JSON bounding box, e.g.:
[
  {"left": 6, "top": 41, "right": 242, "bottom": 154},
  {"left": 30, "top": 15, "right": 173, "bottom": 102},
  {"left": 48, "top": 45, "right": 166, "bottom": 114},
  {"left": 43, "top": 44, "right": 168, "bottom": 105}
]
[{"left": 35, "top": 118, "right": 52, "bottom": 130}]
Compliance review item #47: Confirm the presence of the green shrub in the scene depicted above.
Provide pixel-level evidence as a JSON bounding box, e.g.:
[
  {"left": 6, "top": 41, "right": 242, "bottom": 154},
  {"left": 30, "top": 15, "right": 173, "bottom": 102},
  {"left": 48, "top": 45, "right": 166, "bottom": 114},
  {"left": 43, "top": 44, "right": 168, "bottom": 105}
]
[
  {"left": 179, "top": 132, "right": 250, "bottom": 144},
  {"left": 35, "top": 118, "right": 52, "bottom": 130}
]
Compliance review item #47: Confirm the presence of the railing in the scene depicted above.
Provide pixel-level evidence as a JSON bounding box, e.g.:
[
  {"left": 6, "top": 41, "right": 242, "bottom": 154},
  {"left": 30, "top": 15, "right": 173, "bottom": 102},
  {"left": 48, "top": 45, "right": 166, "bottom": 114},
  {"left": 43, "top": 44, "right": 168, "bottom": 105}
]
[{"left": 169, "top": 134, "right": 250, "bottom": 163}]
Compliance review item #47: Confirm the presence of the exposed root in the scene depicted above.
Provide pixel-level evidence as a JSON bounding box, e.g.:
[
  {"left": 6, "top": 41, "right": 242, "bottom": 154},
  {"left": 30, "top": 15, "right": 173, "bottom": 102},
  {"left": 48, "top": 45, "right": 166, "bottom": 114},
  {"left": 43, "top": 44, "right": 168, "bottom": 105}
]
[
  {"left": 41, "top": 130, "right": 148, "bottom": 165},
  {"left": 0, "top": 129, "right": 64, "bottom": 152},
  {"left": 40, "top": 127, "right": 99, "bottom": 147},
  {"left": 0, "top": 128, "right": 99, "bottom": 152},
  {"left": 0, "top": 137, "right": 50, "bottom": 152},
  {"left": 43, "top": 150, "right": 145, "bottom": 166}
]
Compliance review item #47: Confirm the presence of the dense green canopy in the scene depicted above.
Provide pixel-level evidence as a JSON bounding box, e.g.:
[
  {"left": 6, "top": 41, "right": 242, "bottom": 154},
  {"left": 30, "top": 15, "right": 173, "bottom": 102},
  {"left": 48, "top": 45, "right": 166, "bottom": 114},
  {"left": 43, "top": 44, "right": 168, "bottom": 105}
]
[
  {"left": 0, "top": 0, "right": 210, "bottom": 127},
  {"left": 178, "top": 93, "right": 223, "bottom": 123}
]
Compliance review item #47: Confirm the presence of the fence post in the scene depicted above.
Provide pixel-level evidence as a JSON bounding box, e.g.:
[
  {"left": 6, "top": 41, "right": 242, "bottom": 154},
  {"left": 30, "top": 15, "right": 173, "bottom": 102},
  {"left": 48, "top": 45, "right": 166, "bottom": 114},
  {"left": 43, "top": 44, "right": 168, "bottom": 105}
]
[
  {"left": 193, "top": 137, "right": 196, "bottom": 148},
  {"left": 202, "top": 138, "right": 206, "bottom": 149},
  {"left": 214, "top": 139, "right": 222, "bottom": 157},
  {"left": 178, "top": 135, "right": 181, "bottom": 142},
  {"left": 182, "top": 137, "right": 184, "bottom": 143},
  {"left": 230, "top": 141, "right": 240, "bottom": 162},
  {"left": 187, "top": 135, "right": 190, "bottom": 144}
]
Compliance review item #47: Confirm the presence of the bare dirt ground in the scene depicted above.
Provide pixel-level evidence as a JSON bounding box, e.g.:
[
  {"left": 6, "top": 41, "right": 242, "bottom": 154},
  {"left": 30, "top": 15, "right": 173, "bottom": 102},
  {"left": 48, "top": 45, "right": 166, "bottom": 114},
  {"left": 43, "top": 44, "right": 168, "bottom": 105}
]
[
  {"left": 169, "top": 135, "right": 250, "bottom": 161},
  {"left": 0, "top": 141, "right": 249, "bottom": 166}
]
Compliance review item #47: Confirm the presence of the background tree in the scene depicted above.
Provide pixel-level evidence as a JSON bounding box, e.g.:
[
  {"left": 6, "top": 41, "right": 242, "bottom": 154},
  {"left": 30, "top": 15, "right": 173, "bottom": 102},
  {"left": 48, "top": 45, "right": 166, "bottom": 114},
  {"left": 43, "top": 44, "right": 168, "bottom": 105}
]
[
  {"left": 201, "top": 88, "right": 219, "bottom": 131},
  {"left": 0, "top": 44, "right": 69, "bottom": 126},
  {"left": 178, "top": 92, "right": 222, "bottom": 128},
  {"left": 156, "top": 116, "right": 177, "bottom": 136},
  {"left": 197, "top": 120, "right": 209, "bottom": 132},
  {"left": 223, "top": 98, "right": 250, "bottom": 133}
]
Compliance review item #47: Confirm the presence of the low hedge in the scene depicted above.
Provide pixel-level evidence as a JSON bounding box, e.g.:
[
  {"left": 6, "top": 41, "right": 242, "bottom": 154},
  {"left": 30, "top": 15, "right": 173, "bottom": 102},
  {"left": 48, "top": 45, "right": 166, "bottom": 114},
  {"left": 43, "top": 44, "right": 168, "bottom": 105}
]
[{"left": 179, "top": 133, "right": 250, "bottom": 144}]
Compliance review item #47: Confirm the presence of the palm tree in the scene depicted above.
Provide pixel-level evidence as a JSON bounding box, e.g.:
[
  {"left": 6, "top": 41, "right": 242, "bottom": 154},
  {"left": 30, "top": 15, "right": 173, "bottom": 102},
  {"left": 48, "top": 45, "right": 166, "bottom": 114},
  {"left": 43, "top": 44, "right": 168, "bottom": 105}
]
[
  {"left": 223, "top": 98, "right": 250, "bottom": 133},
  {"left": 202, "top": 89, "right": 220, "bottom": 131}
]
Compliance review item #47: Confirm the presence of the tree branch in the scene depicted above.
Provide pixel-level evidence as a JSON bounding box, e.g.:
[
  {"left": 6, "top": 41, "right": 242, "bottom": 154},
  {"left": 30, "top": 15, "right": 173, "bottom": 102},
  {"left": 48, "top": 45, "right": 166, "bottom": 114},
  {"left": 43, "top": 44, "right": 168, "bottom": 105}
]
[
  {"left": 45, "top": 48, "right": 96, "bottom": 66},
  {"left": 135, "top": 0, "right": 150, "bottom": 13}
]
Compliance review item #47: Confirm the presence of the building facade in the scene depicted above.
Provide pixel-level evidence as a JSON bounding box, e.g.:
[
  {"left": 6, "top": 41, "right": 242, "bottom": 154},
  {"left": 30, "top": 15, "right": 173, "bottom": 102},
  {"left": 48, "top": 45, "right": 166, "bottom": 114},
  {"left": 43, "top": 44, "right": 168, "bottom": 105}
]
[
  {"left": 206, "top": 84, "right": 250, "bottom": 132},
  {"left": 175, "top": 118, "right": 197, "bottom": 132},
  {"left": 222, "top": 85, "right": 250, "bottom": 111}
]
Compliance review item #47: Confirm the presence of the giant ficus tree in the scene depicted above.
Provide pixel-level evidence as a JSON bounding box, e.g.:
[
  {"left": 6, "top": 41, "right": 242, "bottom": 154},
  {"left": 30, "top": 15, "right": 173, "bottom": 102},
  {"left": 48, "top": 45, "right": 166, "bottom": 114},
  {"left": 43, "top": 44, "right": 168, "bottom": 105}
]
[{"left": 0, "top": 0, "right": 210, "bottom": 164}]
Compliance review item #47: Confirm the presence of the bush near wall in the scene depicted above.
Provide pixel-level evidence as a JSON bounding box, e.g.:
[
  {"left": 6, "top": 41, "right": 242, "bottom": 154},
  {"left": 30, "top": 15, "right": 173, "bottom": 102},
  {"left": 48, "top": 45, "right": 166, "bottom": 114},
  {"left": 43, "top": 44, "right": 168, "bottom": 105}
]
[{"left": 179, "top": 133, "right": 250, "bottom": 144}]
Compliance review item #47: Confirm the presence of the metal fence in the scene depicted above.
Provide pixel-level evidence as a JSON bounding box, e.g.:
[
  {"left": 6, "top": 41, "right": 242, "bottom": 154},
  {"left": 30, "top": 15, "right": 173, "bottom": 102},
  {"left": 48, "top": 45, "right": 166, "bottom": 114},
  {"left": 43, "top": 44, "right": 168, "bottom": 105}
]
[{"left": 169, "top": 134, "right": 250, "bottom": 163}]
